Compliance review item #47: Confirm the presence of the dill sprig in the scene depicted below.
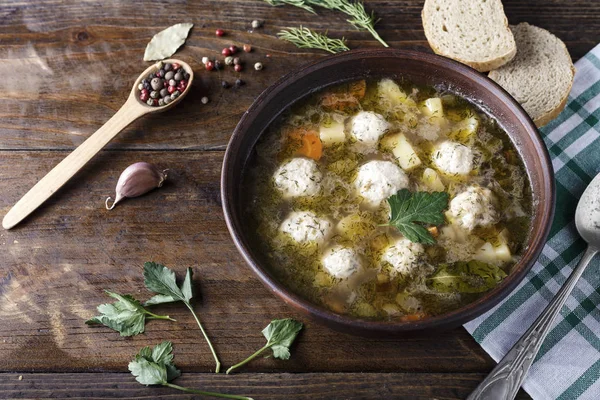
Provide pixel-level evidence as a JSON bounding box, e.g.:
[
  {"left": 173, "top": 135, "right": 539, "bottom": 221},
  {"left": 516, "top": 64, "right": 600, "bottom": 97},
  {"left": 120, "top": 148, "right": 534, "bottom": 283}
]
[
  {"left": 263, "top": 0, "right": 316, "bottom": 13},
  {"left": 262, "top": 0, "right": 388, "bottom": 47},
  {"left": 277, "top": 26, "right": 350, "bottom": 54},
  {"left": 311, "top": 0, "right": 388, "bottom": 47}
]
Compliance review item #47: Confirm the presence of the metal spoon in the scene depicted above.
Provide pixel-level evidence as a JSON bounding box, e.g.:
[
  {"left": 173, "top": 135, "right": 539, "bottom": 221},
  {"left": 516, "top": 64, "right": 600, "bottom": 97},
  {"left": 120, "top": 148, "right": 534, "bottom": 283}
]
[
  {"left": 468, "top": 172, "right": 600, "bottom": 400},
  {"left": 2, "top": 59, "right": 193, "bottom": 230}
]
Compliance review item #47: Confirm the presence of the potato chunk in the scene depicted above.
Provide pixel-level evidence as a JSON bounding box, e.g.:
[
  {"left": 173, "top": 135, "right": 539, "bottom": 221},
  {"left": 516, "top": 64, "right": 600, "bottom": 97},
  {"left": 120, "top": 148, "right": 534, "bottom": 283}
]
[
  {"left": 378, "top": 78, "right": 417, "bottom": 108},
  {"left": 422, "top": 168, "right": 445, "bottom": 192},
  {"left": 421, "top": 97, "right": 445, "bottom": 126},
  {"left": 381, "top": 133, "right": 422, "bottom": 170},
  {"left": 449, "top": 115, "right": 480, "bottom": 144},
  {"left": 319, "top": 120, "right": 346, "bottom": 146}
]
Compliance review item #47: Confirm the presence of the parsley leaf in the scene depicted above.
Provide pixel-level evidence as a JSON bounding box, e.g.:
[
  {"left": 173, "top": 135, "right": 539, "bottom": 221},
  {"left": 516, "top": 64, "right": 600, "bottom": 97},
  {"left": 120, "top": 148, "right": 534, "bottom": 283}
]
[
  {"left": 426, "top": 260, "right": 507, "bottom": 293},
  {"left": 129, "top": 342, "right": 253, "bottom": 399},
  {"left": 226, "top": 319, "right": 303, "bottom": 374},
  {"left": 262, "top": 318, "right": 303, "bottom": 358},
  {"left": 86, "top": 290, "right": 175, "bottom": 336},
  {"left": 143, "top": 262, "right": 221, "bottom": 373},
  {"left": 143, "top": 262, "right": 193, "bottom": 304},
  {"left": 129, "top": 341, "right": 181, "bottom": 384},
  {"left": 385, "top": 189, "right": 449, "bottom": 244}
]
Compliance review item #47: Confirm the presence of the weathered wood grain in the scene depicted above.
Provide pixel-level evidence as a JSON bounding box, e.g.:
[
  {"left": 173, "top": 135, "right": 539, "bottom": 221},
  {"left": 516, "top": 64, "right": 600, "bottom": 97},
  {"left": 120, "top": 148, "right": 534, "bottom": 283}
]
[
  {"left": 1, "top": 1, "right": 593, "bottom": 398},
  {"left": 0, "top": 0, "right": 597, "bottom": 150},
  {"left": 0, "top": 372, "right": 532, "bottom": 399},
  {"left": 0, "top": 151, "right": 492, "bottom": 373}
]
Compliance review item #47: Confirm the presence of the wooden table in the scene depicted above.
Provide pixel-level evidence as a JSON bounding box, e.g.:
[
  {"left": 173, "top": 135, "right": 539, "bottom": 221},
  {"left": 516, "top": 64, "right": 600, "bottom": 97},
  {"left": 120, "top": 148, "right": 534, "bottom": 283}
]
[{"left": 0, "top": 1, "right": 597, "bottom": 398}]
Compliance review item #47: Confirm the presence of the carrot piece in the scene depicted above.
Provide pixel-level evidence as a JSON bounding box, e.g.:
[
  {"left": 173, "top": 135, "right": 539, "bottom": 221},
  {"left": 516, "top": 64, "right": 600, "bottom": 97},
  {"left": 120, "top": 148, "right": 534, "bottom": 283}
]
[
  {"left": 427, "top": 226, "right": 439, "bottom": 238},
  {"left": 400, "top": 313, "right": 426, "bottom": 322},
  {"left": 289, "top": 129, "right": 323, "bottom": 161}
]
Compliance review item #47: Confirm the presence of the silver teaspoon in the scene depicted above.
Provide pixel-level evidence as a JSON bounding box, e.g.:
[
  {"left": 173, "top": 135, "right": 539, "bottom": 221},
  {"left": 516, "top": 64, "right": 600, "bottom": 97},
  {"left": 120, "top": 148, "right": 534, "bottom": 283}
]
[{"left": 468, "top": 171, "right": 600, "bottom": 400}]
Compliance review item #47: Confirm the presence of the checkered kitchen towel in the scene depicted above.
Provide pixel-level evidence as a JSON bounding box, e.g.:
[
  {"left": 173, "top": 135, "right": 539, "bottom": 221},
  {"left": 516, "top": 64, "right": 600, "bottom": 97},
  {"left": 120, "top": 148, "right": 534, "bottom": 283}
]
[{"left": 464, "top": 44, "right": 600, "bottom": 399}]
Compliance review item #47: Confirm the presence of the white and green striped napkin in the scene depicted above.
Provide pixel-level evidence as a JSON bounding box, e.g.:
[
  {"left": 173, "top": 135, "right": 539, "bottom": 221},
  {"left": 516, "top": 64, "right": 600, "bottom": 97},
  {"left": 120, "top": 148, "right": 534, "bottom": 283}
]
[{"left": 465, "top": 44, "right": 600, "bottom": 400}]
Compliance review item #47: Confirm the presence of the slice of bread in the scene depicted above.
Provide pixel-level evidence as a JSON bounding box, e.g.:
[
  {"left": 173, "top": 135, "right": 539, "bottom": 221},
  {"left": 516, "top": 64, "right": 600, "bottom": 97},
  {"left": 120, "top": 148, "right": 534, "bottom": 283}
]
[
  {"left": 488, "top": 23, "right": 575, "bottom": 127},
  {"left": 422, "top": 0, "right": 516, "bottom": 72}
]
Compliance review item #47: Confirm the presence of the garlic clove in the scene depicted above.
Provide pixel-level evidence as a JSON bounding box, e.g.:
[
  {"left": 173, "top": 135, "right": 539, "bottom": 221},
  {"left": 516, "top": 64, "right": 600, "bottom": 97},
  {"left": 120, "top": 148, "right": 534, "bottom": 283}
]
[{"left": 106, "top": 162, "right": 168, "bottom": 210}]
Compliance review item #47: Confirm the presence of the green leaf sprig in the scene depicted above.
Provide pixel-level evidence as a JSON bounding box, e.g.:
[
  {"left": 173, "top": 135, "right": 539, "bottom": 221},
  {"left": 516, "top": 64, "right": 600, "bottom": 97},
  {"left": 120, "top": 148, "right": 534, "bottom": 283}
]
[
  {"left": 311, "top": 0, "right": 388, "bottom": 47},
  {"left": 277, "top": 26, "right": 349, "bottom": 54},
  {"left": 383, "top": 189, "right": 449, "bottom": 245},
  {"left": 86, "top": 290, "right": 175, "bottom": 337},
  {"left": 226, "top": 319, "right": 303, "bottom": 374},
  {"left": 262, "top": 0, "right": 388, "bottom": 47},
  {"left": 143, "top": 262, "right": 221, "bottom": 373},
  {"left": 129, "top": 341, "right": 253, "bottom": 400},
  {"left": 427, "top": 260, "right": 507, "bottom": 293},
  {"left": 263, "top": 0, "right": 316, "bottom": 13}
]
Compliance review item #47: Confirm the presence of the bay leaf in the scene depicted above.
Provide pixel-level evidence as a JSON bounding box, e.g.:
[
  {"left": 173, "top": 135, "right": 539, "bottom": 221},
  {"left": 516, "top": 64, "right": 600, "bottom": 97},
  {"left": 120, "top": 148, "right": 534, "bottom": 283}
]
[
  {"left": 143, "top": 23, "right": 193, "bottom": 61},
  {"left": 426, "top": 260, "right": 507, "bottom": 293}
]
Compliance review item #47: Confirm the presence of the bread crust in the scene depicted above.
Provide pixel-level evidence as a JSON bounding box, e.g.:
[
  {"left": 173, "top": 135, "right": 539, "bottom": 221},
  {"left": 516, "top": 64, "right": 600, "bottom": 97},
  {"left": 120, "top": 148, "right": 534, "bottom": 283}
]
[
  {"left": 488, "top": 24, "right": 575, "bottom": 127},
  {"left": 532, "top": 64, "right": 576, "bottom": 127},
  {"left": 421, "top": 0, "right": 516, "bottom": 72}
]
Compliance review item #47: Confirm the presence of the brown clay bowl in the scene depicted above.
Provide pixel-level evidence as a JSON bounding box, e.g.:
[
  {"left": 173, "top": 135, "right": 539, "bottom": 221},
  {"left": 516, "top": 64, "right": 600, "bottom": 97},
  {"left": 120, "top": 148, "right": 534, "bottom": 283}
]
[{"left": 221, "top": 49, "right": 555, "bottom": 336}]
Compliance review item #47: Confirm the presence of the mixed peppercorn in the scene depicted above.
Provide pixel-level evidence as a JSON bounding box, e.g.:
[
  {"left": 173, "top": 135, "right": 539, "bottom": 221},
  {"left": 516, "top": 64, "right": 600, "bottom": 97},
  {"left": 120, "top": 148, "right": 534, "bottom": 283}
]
[
  {"left": 201, "top": 30, "right": 265, "bottom": 90},
  {"left": 138, "top": 61, "right": 190, "bottom": 107},
  {"left": 139, "top": 24, "right": 267, "bottom": 106}
]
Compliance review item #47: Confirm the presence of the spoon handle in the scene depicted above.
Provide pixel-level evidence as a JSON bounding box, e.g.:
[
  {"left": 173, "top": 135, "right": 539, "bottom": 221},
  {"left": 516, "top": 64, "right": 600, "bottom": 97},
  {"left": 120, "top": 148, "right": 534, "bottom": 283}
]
[
  {"left": 468, "top": 246, "right": 598, "bottom": 400},
  {"left": 2, "top": 98, "right": 147, "bottom": 229}
]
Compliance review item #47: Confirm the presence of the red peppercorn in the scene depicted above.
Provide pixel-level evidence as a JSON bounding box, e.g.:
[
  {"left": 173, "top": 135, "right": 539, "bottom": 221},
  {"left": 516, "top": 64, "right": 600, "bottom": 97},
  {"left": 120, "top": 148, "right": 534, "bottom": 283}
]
[
  {"left": 140, "top": 92, "right": 149, "bottom": 101},
  {"left": 153, "top": 99, "right": 159, "bottom": 106},
  {"left": 234, "top": 64, "right": 243, "bottom": 72},
  {"left": 243, "top": 44, "right": 252, "bottom": 53},
  {"left": 222, "top": 47, "right": 231, "bottom": 57},
  {"left": 163, "top": 81, "right": 168, "bottom": 88},
  {"left": 177, "top": 80, "right": 187, "bottom": 91},
  {"left": 205, "top": 61, "right": 214, "bottom": 71},
  {"left": 172, "top": 63, "right": 181, "bottom": 70},
  {"left": 168, "top": 85, "right": 176, "bottom": 94},
  {"left": 215, "top": 29, "right": 225, "bottom": 37},
  {"left": 229, "top": 45, "right": 238, "bottom": 54},
  {"left": 141, "top": 88, "right": 149, "bottom": 95}
]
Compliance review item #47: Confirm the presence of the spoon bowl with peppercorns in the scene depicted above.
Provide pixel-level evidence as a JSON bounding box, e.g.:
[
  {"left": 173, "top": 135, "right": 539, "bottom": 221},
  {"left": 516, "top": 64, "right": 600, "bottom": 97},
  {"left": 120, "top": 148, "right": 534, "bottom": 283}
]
[
  {"left": 2, "top": 59, "right": 193, "bottom": 230},
  {"left": 134, "top": 59, "right": 194, "bottom": 110}
]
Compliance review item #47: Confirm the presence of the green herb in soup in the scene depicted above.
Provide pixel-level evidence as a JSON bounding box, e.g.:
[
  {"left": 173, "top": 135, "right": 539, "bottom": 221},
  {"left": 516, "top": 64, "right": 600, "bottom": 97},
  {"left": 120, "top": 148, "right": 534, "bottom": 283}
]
[{"left": 245, "top": 78, "right": 532, "bottom": 321}]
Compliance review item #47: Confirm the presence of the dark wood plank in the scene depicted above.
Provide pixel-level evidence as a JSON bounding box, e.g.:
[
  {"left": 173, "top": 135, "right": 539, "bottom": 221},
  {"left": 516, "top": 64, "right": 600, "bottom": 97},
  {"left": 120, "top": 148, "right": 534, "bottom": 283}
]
[
  {"left": 0, "top": 150, "right": 493, "bottom": 373},
  {"left": 0, "top": 2, "right": 590, "bottom": 398},
  {"left": 0, "top": 372, "right": 531, "bottom": 399},
  {"left": 0, "top": 0, "right": 597, "bottom": 150}
]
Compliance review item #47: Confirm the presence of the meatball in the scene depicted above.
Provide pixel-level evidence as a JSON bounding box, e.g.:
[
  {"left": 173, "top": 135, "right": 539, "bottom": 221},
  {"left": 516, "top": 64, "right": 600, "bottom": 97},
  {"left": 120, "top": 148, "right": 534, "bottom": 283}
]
[
  {"left": 321, "top": 246, "right": 362, "bottom": 279},
  {"left": 273, "top": 157, "right": 322, "bottom": 198},
  {"left": 382, "top": 238, "right": 424, "bottom": 276},
  {"left": 432, "top": 140, "right": 473, "bottom": 176},
  {"left": 279, "top": 211, "right": 332, "bottom": 245},
  {"left": 448, "top": 185, "right": 497, "bottom": 231},
  {"left": 350, "top": 111, "right": 390, "bottom": 150},
  {"left": 354, "top": 160, "right": 410, "bottom": 208}
]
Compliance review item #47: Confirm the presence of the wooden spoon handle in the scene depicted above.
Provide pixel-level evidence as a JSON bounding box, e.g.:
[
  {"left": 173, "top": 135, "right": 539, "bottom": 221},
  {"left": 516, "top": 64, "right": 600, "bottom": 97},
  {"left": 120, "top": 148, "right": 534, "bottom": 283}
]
[{"left": 2, "top": 98, "right": 148, "bottom": 229}]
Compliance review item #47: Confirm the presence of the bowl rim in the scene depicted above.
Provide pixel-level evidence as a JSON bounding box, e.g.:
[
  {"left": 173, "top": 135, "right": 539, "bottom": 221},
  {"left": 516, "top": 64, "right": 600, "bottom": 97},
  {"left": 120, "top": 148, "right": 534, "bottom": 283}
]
[{"left": 221, "top": 49, "right": 555, "bottom": 333}]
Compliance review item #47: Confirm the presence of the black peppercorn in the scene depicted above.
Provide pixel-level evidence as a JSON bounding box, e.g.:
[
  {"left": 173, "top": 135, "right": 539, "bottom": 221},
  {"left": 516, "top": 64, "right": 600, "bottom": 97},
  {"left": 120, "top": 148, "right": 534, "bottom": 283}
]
[
  {"left": 221, "top": 80, "right": 230, "bottom": 88},
  {"left": 235, "top": 79, "right": 245, "bottom": 87}
]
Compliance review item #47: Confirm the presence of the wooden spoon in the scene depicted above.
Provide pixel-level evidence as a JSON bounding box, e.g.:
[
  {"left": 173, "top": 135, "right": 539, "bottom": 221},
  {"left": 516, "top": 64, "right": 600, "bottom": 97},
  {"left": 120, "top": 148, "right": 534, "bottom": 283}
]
[{"left": 2, "top": 59, "right": 194, "bottom": 230}]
